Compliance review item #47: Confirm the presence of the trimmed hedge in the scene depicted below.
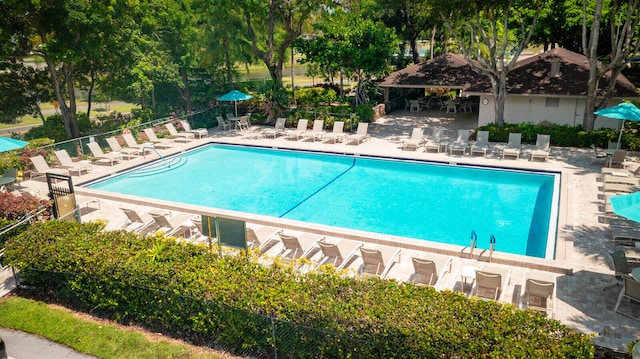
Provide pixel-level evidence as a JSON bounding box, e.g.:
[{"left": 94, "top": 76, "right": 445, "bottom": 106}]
[
  {"left": 5, "top": 221, "right": 594, "bottom": 358},
  {"left": 478, "top": 121, "right": 618, "bottom": 149}
]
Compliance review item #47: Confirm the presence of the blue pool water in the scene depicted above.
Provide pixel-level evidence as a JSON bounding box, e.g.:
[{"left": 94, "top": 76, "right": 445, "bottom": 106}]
[{"left": 88, "top": 145, "right": 559, "bottom": 258}]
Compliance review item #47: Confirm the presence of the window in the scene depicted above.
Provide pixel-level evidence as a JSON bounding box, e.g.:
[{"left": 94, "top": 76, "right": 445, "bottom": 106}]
[{"left": 545, "top": 98, "right": 559, "bottom": 108}]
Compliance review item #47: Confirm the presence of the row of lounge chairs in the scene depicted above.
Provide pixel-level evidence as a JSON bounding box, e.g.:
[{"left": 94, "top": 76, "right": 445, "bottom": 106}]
[
  {"left": 264, "top": 118, "right": 370, "bottom": 145},
  {"left": 401, "top": 128, "right": 551, "bottom": 161},
  {"left": 27, "top": 121, "right": 207, "bottom": 178},
  {"left": 115, "top": 206, "right": 557, "bottom": 317}
]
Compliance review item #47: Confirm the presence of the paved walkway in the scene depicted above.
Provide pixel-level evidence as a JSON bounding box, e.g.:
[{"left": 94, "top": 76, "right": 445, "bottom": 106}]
[{"left": 3, "top": 109, "right": 640, "bottom": 352}]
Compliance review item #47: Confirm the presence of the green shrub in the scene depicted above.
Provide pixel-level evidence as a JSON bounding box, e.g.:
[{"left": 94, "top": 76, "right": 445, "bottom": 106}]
[
  {"left": 354, "top": 104, "right": 374, "bottom": 123},
  {"left": 478, "top": 122, "right": 617, "bottom": 148},
  {"left": 295, "top": 87, "right": 337, "bottom": 108},
  {"left": 5, "top": 221, "right": 594, "bottom": 358}
]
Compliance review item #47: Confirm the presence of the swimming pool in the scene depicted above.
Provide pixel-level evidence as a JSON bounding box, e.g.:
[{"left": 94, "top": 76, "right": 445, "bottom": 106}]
[{"left": 87, "top": 144, "right": 560, "bottom": 258}]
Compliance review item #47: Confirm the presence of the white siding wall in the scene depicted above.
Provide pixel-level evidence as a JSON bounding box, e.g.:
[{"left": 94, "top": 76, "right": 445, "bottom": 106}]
[{"left": 477, "top": 95, "right": 621, "bottom": 130}]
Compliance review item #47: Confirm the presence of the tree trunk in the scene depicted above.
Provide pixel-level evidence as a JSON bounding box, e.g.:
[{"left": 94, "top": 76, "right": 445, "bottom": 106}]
[
  {"left": 86, "top": 70, "right": 95, "bottom": 120},
  {"left": 491, "top": 73, "right": 508, "bottom": 126},
  {"left": 224, "top": 40, "right": 233, "bottom": 90},
  {"left": 180, "top": 68, "right": 192, "bottom": 112},
  {"left": 411, "top": 37, "right": 420, "bottom": 64},
  {"left": 430, "top": 25, "right": 436, "bottom": 60}
]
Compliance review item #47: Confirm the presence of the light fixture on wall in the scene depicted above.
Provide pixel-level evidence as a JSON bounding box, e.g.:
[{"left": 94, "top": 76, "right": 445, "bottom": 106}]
[{"left": 482, "top": 98, "right": 489, "bottom": 105}]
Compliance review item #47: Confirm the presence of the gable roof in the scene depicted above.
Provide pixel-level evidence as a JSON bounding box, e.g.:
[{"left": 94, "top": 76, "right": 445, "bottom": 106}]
[
  {"left": 377, "top": 53, "right": 487, "bottom": 89},
  {"left": 466, "top": 47, "right": 639, "bottom": 98}
]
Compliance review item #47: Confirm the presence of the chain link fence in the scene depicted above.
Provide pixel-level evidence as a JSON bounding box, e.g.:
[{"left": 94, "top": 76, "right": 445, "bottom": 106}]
[{"left": 12, "top": 268, "right": 426, "bottom": 359}]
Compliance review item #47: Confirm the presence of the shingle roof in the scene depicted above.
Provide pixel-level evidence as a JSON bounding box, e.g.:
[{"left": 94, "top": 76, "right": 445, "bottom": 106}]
[
  {"left": 466, "top": 48, "right": 639, "bottom": 98},
  {"left": 379, "top": 48, "right": 639, "bottom": 98},
  {"left": 377, "top": 53, "right": 487, "bottom": 89}
]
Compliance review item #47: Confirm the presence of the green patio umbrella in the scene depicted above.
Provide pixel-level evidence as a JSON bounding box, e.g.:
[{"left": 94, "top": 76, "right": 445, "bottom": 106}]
[
  {"left": 217, "top": 90, "right": 254, "bottom": 117},
  {"left": 594, "top": 102, "right": 640, "bottom": 150}
]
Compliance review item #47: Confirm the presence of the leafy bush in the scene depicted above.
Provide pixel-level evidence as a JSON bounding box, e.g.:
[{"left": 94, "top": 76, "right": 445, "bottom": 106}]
[
  {"left": 0, "top": 192, "right": 52, "bottom": 247},
  {"left": 5, "top": 221, "right": 595, "bottom": 359},
  {"left": 478, "top": 122, "right": 618, "bottom": 148},
  {"left": 354, "top": 103, "right": 374, "bottom": 123},
  {"left": 295, "top": 87, "right": 337, "bottom": 108}
]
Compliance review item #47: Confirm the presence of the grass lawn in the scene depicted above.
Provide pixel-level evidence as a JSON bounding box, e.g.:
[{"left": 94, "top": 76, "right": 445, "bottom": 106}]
[{"left": 0, "top": 296, "right": 224, "bottom": 359}]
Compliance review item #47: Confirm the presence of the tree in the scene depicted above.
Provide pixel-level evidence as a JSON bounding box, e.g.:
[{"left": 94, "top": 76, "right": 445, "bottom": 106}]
[
  {"left": 0, "top": 60, "right": 51, "bottom": 124},
  {"left": 295, "top": 8, "right": 398, "bottom": 106},
  {"left": 236, "top": 0, "right": 328, "bottom": 121},
  {"left": 439, "top": 0, "right": 545, "bottom": 126},
  {"left": 581, "top": 0, "right": 640, "bottom": 131}
]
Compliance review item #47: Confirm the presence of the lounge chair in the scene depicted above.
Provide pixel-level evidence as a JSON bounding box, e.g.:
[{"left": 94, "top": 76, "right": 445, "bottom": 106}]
[
  {"left": 346, "top": 122, "right": 370, "bottom": 145},
  {"left": 470, "top": 130, "right": 490, "bottom": 156},
  {"left": 357, "top": 245, "right": 401, "bottom": 279},
  {"left": 122, "top": 133, "right": 155, "bottom": 155},
  {"left": 449, "top": 129, "right": 471, "bottom": 155},
  {"left": 264, "top": 118, "right": 286, "bottom": 139},
  {"left": 324, "top": 121, "right": 345, "bottom": 143},
  {"left": 402, "top": 128, "right": 424, "bottom": 151},
  {"left": 275, "top": 231, "right": 323, "bottom": 260},
  {"left": 502, "top": 133, "right": 522, "bottom": 159},
  {"left": 520, "top": 271, "right": 556, "bottom": 317},
  {"left": 315, "top": 238, "right": 363, "bottom": 269},
  {"left": 603, "top": 175, "right": 639, "bottom": 186},
  {"left": 601, "top": 164, "right": 640, "bottom": 179},
  {"left": 285, "top": 119, "right": 308, "bottom": 140},
  {"left": 409, "top": 254, "right": 453, "bottom": 287},
  {"left": 530, "top": 134, "right": 551, "bottom": 161},
  {"left": 602, "top": 182, "right": 639, "bottom": 195},
  {"left": 471, "top": 265, "right": 511, "bottom": 301},
  {"left": 302, "top": 119, "right": 325, "bottom": 142},
  {"left": 106, "top": 137, "right": 139, "bottom": 159},
  {"left": 143, "top": 128, "right": 174, "bottom": 149},
  {"left": 53, "top": 150, "right": 92, "bottom": 175},
  {"left": 120, "top": 208, "right": 159, "bottom": 234},
  {"left": 216, "top": 116, "right": 230, "bottom": 131},
  {"left": 150, "top": 211, "right": 197, "bottom": 237},
  {"left": 608, "top": 150, "right": 627, "bottom": 168},
  {"left": 424, "top": 127, "right": 445, "bottom": 153},
  {"left": 86, "top": 141, "right": 122, "bottom": 166},
  {"left": 614, "top": 277, "right": 640, "bottom": 320},
  {"left": 165, "top": 123, "right": 195, "bottom": 142},
  {"left": 246, "top": 225, "right": 281, "bottom": 252},
  {"left": 180, "top": 119, "right": 208, "bottom": 138}
]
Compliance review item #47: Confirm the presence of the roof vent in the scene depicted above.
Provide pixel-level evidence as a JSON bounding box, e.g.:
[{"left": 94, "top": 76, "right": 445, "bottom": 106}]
[{"left": 549, "top": 59, "right": 561, "bottom": 78}]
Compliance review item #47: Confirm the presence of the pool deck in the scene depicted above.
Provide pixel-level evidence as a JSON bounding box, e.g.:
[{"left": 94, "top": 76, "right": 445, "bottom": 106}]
[{"left": 6, "top": 109, "right": 640, "bottom": 352}]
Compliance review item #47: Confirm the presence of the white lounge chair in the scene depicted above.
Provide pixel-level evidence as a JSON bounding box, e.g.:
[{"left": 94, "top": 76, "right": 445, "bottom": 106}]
[
  {"left": 357, "top": 245, "right": 401, "bottom": 279},
  {"left": 264, "top": 118, "right": 286, "bottom": 139},
  {"left": 502, "top": 133, "right": 522, "bottom": 159},
  {"left": 275, "top": 231, "right": 323, "bottom": 260},
  {"left": 315, "top": 238, "right": 363, "bottom": 269},
  {"left": 120, "top": 208, "right": 159, "bottom": 234},
  {"left": 122, "top": 133, "right": 155, "bottom": 155},
  {"left": 246, "top": 225, "right": 281, "bottom": 252},
  {"left": 143, "top": 128, "right": 174, "bottom": 149},
  {"left": 470, "top": 130, "right": 490, "bottom": 156},
  {"left": 519, "top": 271, "right": 556, "bottom": 318},
  {"left": 29, "top": 155, "right": 69, "bottom": 179},
  {"left": 286, "top": 119, "right": 308, "bottom": 140},
  {"left": 530, "top": 134, "right": 550, "bottom": 161},
  {"left": 86, "top": 141, "right": 122, "bottom": 166},
  {"left": 346, "top": 122, "right": 370, "bottom": 145},
  {"left": 106, "top": 137, "right": 139, "bottom": 159},
  {"left": 150, "top": 211, "right": 197, "bottom": 238},
  {"left": 402, "top": 128, "right": 424, "bottom": 151},
  {"left": 409, "top": 254, "right": 453, "bottom": 287},
  {"left": 471, "top": 265, "right": 511, "bottom": 301},
  {"left": 324, "top": 121, "right": 345, "bottom": 143},
  {"left": 165, "top": 123, "right": 195, "bottom": 142},
  {"left": 180, "top": 119, "right": 208, "bottom": 138},
  {"left": 53, "top": 149, "right": 92, "bottom": 175},
  {"left": 424, "top": 127, "right": 445, "bottom": 153},
  {"left": 449, "top": 129, "right": 471, "bottom": 155},
  {"left": 302, "top": 119, "right": 325, "bottom": 142}
]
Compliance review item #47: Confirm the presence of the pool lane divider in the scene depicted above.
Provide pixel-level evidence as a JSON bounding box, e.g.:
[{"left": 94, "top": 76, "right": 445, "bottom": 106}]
[{"left": 279, "top": 157, "right": 357, "bottom": 218}]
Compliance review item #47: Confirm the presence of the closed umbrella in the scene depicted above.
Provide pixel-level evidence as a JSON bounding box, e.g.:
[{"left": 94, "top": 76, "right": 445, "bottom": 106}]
[
  {"left": 0, "top": 137, "right": 28, "bottom": 153},
  {"left": 609, "top": 192, "right": 640, "bottom": 223},
  {"left": 217, "top": 90, "right": 254, "bottom": 118},
  {"left": 594, "top": 102, "right": 640, "bottom": 150}
]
